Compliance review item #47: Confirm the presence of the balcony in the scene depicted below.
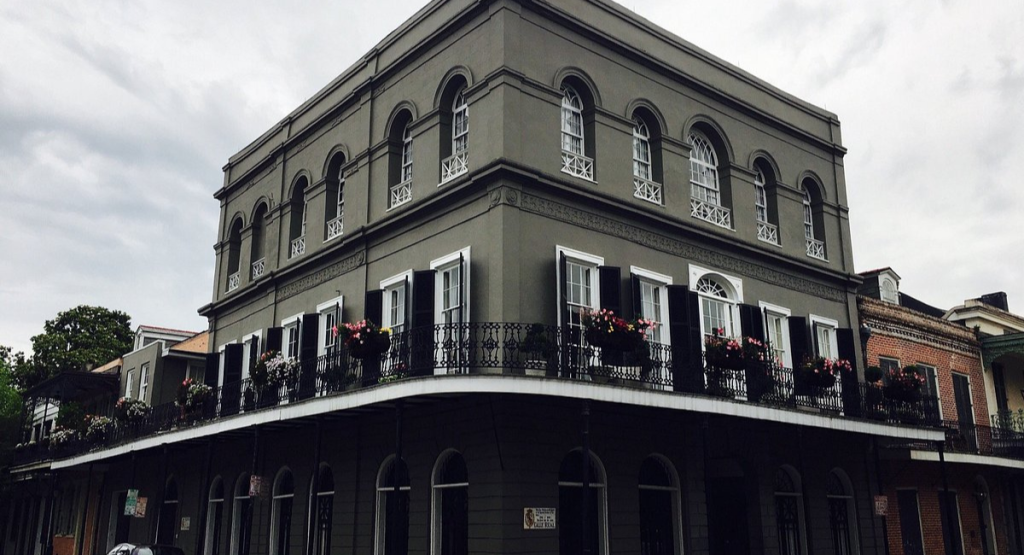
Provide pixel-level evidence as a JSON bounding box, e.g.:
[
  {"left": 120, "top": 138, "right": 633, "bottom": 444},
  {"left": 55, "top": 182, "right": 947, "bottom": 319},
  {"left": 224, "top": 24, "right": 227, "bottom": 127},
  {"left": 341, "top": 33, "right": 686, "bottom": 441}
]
[
  {"left": 31, "top": 323, "right": 945, "bottom": 465},
  {"left": 806, "top": 238, "right": 826, "bottom": 260},
  {"left": 633, "top": 177, "right": 663, "bottom": 205},
  {"left": 561, "top": 151, "right": 594, "bottom": 181},
  {"left": 440, "top": 152, "right": 468, "bottom": 184},
  {"left": 227, "top": 272, "right": 240, "bottom": 292},
  {"left": 251, "top": 258, "right": 265, "bottom": 280},
  {"left": 390, "top": 180, "right": 412, "bottom": 208},
  {"left": 290, "top": 236, "right": 305, "bottom": 258},
  {"left": 326, "top": 216, "right": 344, "bottom": 241},
  {"left": 884, "top": 418, "right": 1024, "bottom": 462},
  {"left": 757, "top": 221, "right": 779, "bottom": 245},
  {"left": 690, "top": 197, "right": 732, "bottom": 229}
]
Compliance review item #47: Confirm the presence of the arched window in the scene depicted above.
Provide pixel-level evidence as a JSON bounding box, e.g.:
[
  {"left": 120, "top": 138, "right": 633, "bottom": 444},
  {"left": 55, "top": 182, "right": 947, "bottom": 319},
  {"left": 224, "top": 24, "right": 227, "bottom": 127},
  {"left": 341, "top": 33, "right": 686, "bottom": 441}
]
[
  {"left": 205, "top": 477, "right": 225, "bottom": 555},
  {"left": 753, "top": 163, "right": 780, "bottom": 245},
  {"left": 439, "top": 79, "right": 470, "bottom": 184},
  {"left": 632, "top": 116, "right": 662, "bottom": 205},
  {"left": 695, "top": 276, "right": 737, "bottom": 339},
  {"left": 388, "top": 110, "right": 414, "bottom": 209},
  {"left": 271, "top": 469, "right": 294, "bottom": 555},
  {"left": 289, "top": 177, "right": 308, "bottom": 258},
  {"left": 827, "top": 470, "right": 859, "bottom": 555},
  {"left": 432, "top": 451, "right": 468, "bottom": 555},
  {"left": 311, "top": 465, "right": 334, "bottom": 555},
  {"left": 774, "top": 467, "right": 806, "bottom": 555},
  {"left": 802, "top": 180, "right": 826, "bottom": 260},
  {"left": 157, "top": 478, "right": 179, "bottom": 546},
  {"left": 688, "top": 131, "right": 731, "bottom": 228},
  {"left": 230, "top": 474, "right": 252, "bottom": 555},
  {"left": 376, "top": 456, "right": 410, "bottom": 555},
  {"left": 638, "top": 456, "right": 681, "bottom": 555},
  {"left": 251, "top": 203, "right": 267, "bottom": 279},
  {"left": 560, "top": 84, "right": 594, "bottom": 180},
  {"left": 226, "top": 218, "right": 243, "bottom": 292},
  {"left": 325, "top": 155, "right": 345, "bottom": 241},
  {"left": 558, "top": 450, "right": 607, "bottom": 555}
]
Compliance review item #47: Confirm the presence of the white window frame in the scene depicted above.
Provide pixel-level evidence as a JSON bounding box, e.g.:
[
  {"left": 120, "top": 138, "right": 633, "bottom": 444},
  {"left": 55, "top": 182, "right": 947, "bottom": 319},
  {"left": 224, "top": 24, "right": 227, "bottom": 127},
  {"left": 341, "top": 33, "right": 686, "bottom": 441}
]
[
  {"left": 760, "top": 302, "right": 793, "bottom": 369},
  {"left": 754, "top": 168, "right": 768, "bottom": 223},
  {"left": 139, "top": 363, "right": 149, "bottom": 402},
  {"left": 803, "top": 188, "right": 814, "bottom": 240},
  {"left": 917, "top": 362, "right": 942, "bottom": 419},
  {"left": 809, "top": 315, "right": 839, "bottom": 359},
  {"left": 242, "top": 331, "right": 263, "bottom": 384},
  {"left": 124, "top": 369, "right": 134, "bottom": 399},
  {"left": 317, "top": 296, "right": 344, "bottom": 357},
  {"left": 689, "top": 264, "right": 743, "bottom": 341},
  {"left": 401, "top": 125, "right": 413, "bottom": 184},
  {"left": 270, "top": 470, "right": 294, "bottom": 555},
  {"left": 630, "top": 266, "right": 672, "bottom": 347},
  {"left": 430, "top": 247, "right": 471, "bottom": 326},
  {"left": 281, "top": 314, "right": 303, "bottom": 361},
  {"left": 217, "top": 341, "right": 235, "bottom": 390},
  {"left": 374, "top": 456, "right": 412, "bottom": 555},
  {"left": 560, "top": 86, "right": 585, "bottom": 156},
  {"left": 555, "top": 246, "right": 604, "bottom": 329},
  {"left": 688, "top": 131, "right": 720, "bottom": 205},
  {"left": 880, "top": 277, "right": 899, "bottom": 304},
  {"left": 205, "top": 478, "right": 224, "bottom": 555},
  {"left": 381, "top": 271, "right": 413, "bottom": 334},
  {"left": 632, "top": 118, "right": 652, "bottom": 181},
  {"left": 430, "top": 451, "right": 469, "bottom": 555},
  {"left": 557, "top": 451, "right": 610, "bottom": 555},
  {"left": 452, "top": 91, "right": 468, "bottom": 155}
]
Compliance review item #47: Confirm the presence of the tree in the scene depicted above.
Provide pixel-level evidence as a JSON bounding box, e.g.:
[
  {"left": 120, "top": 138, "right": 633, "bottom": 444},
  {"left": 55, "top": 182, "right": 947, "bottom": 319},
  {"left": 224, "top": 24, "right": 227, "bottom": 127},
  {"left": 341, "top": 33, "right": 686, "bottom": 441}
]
[
  {"left": 0, "top": 346, "right": 24, "bottom": 466},
  {"left": 16, "top": 305, "right": 133, "bottom": 389}
]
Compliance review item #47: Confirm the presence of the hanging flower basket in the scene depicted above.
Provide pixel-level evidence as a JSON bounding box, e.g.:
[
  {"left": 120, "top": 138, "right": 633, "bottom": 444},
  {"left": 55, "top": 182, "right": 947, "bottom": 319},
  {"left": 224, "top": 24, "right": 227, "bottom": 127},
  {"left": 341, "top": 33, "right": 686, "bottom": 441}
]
[
  {"left": 884, "top": 365, "right": 925, "bottom": 403},
  {"left": 114, "top": 397, "right": 152, "bottom": 424},
  {"left": 335, "top": 320, "right": 392, "bottom": 359},
  {"left": 704, "top": 329, "right": 745, "bottom": 370},
  {"left": 581, "top": 309, "right": 655, "bottom": 353},
  {"left": 253, "top": 351, "right": 300, "bottom": 391},
  {"left": 795, "top": 356, "right": 851, "bottom": 390},
  {"left": 176, "top": 378, "right": 213, "bottom": 417}
]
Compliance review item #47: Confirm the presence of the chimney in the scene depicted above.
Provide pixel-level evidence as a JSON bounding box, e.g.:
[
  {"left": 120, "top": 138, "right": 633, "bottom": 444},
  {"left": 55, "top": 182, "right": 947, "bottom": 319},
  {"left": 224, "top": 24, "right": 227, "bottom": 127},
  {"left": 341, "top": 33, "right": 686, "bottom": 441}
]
[{"left": 980, "top": 292, "right": 1009, "bottom": 312}]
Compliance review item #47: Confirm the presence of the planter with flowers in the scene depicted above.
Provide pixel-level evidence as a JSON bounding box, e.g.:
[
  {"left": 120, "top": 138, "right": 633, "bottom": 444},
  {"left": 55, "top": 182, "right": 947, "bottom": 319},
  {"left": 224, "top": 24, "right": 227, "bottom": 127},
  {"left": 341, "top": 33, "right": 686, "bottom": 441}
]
[
  {"left": 794, "top": 356, "right": 851, "bottom": 395},
  {"left": 704, "top": 329, "right": 745, "bottom": 371},
  {"left": 114, "top": 397, "right": 152, "bottom": 425},
  {"left": 252, "top": 350, "right": 300, "bottom": 405},
  {"left": 884, "top": 365, "right": 925, "bottom": 404},
  {"left": 48, "top": 427, "right": 81, "bottom": 452},
  {"left": 740, "top": 337, "right": 776, "bottom": 403},
  {"left": 581, "top": 309, "right": 654, "bottom": 353},
  {"left": 335, "top": 320, "right": 392, "bottom": 360},
  {"left": 176, "top": 378, "right": 214, "bottom": 420},
  {"left": 84, "top": 415, "right": 114, "bottom": 444}
]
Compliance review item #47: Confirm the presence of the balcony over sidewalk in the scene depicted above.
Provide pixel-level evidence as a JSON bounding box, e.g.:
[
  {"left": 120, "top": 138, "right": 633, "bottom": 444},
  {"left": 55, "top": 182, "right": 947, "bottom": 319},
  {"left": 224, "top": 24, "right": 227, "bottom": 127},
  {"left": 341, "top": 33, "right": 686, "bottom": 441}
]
[{"left": 18, "top": 323, "right": 946, "bottom": 468}]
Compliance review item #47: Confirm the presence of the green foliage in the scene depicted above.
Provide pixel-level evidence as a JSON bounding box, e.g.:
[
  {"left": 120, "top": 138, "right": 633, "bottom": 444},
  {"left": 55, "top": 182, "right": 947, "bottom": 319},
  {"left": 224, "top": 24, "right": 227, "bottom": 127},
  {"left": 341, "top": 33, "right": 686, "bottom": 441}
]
[
  {"left": 16, "top": 305, "right": 133, "bottom": 389},
  {"left": 56, "top": 402, "right": 88, "bottom": 433},
  {"left": 0, "top": 346, "right": 25, "bottom": 467}
]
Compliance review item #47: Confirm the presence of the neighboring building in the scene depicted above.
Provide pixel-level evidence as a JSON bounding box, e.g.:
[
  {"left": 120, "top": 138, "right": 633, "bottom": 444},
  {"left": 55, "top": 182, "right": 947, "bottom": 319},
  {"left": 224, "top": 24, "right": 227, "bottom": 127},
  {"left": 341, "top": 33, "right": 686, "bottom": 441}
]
[
  {"left": 3, "top": 2, "right": 970, "bottom": 555},
  {"left": 859, "top": 268, "right": 1024, "bottom": 555}
]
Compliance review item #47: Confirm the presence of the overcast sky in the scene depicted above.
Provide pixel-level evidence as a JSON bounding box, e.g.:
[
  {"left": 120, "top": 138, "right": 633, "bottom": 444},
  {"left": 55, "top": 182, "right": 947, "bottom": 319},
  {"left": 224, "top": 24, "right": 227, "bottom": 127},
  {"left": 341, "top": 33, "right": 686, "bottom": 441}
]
[{"left": 1, "top": 0, "right": 1022, "bottom": 355}]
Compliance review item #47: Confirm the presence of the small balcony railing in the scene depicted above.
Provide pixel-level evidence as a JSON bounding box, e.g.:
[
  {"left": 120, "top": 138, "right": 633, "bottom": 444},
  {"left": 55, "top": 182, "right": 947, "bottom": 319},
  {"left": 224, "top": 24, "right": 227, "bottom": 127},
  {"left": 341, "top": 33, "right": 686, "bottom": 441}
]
[
  {"left": 326, "top": 216, "right": 344, "bottom": 241},
  {"left": 690, "top": 197, "right": 732, "bottom": 229},
  {"left": 28, "top": 322, "right": 950, "bottom": 465},
  {"left": 290, "top": 236, "right": 305, "bottom": 258},
  {"left": 633, "top": 177, "right": 663, "bottom": 205},
  {"left": 561, "top": 151, "right": 594, "bottom": 181},
  {"left": 757, "top": 221, "right": 778, "bottom": 245},
  {"left": 440, "top": 152, "right": 468, "bottom": 184},
  {"left": 227, "top": 272, "right": 240, "bottom": 292},
  {"left": 390, "top": 180, "right": 412, "bottom": 208},
  {"left": 251, "top": 258, "right": 265, "bottom": 280},
  {"left": 806, "top": 238, "right": 826, "bottom": 260}
]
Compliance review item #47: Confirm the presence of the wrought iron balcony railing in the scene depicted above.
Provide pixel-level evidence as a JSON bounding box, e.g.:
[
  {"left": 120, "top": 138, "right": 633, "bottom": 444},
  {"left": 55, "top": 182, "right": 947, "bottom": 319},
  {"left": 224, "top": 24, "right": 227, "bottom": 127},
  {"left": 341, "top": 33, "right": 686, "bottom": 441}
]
[
  {"left": 326, "top": 216, "right": 344, "bottom": 241},
  {"left": 757, "top": 221, "right": 778, "bottom": 245},
  {"left": 440, "top": 152, "right": 468, "bottom": 184},
  {"left": 886, "top": 419, "right": 1024, "bottom": 461},
  {"left": 16, "top": 322, "right": 954, "bottom": 467},
  {"left": 290, "top": 236, "right": 305, "bottom": 258},
  {"left": 227, "top": 272, "right": 240, "bottom": 292},
  {"left": 806, "top": 238, "right": 826, "bottom": 260},
  {"left": 561, "top": 151, "right": 594, "bottom": 181},
  {"left": 690, "top": 197, "right": 732, "bottom": 229},
  {"left": 251, "top": 258, "right": 265, "bottom": 280},
  {"left": 633, "top": 177, "right": 663, "bottom": 205}
]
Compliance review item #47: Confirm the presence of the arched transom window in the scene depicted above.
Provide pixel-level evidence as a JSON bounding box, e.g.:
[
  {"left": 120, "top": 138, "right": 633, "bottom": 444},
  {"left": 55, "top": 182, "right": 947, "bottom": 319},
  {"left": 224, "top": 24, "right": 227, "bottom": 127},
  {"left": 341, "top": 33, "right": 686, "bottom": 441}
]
[
  {"left": 561, "top": 86, "right": 584, "bottom": 156},
  {"left": 696, "top": 277, "right": 736, "bottom": 339},
  {"left": 688, "top": 133, "right": 719, "bottom": 205}
]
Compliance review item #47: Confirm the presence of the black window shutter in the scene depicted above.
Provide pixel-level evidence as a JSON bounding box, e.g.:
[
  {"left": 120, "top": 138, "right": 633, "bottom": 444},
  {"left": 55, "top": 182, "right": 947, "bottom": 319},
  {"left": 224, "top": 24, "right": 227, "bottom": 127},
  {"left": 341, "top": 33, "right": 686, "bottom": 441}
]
[
  {"left": 559, "top": 252, "right": 569, "bottom": 328},
  {"left": 248, "top": 337, "right": 260, "bottom": 375},
  {"left": 598, "top": 266, "right": 621, "bottom": 316},
  {"left": 365, "top": 289, "right": 384, "bottom": 326},
  {"left": 668, "top": 285, "right": 703, "bottom": 393},
  {"left": 266, "top": 327, "right": 283, "bottom": 353},
  {"left": 301, "top": 314, "right": 320, "bottom": 360},
  {"left": 739, "top": 304, "right": 765, "bottom": 342},
  {"left": 811, "top": 323, "right": 822, "bottom": 355},
  {"left": 204, "top": 351, "right": 220, "bottom": 389},
  {"left": 411, "top": 271, "right": 436, "bottom": 375},
  {"left": 223, "top": 344, "right": 244, "bottom": 385},
  {"left": 631, "top": 274, "right": 642, "bottom": 319},
  {"left": 836, "top": 327, "right": 861, "bottom": 415},
  {"left": 788, "top": 317, "right": 809, "bottom": 366}
]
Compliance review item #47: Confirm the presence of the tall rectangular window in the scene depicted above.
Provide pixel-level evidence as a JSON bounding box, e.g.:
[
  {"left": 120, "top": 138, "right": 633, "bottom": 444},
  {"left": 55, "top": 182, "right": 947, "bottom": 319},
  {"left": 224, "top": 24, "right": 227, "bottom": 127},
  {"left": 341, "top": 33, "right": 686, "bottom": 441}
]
[
  {"left": 440, "top": 265, "right": 461, "bottom": 325},
  {"left": 284, "top": 322, "right": 300, "bottom": 360},
  {"left": 384, "top": 283, "right": 407, "bottom": 335},
  {"left": 125, "top": 370, "right": 134, "bottom": 399},
  {"left": 896, "top": 490, "right": 924, "bottom": 555},
  {"left": 566, "top": 261, "right": 593, "bottom": 329},
  {"left": 317, "top": 297, "right": 343, "bottom": 357},
  {"left": 810, "top": 316, "right": 839, "bottom": 359},
  {"left": 761, "top": 304, "right": 791, "bottom": 368},
  {"left": 139, "top": 363, "right": 150, "bottom": 401},
  {"left": 938, "top": 491, "right": 965, "bottom": 555}
]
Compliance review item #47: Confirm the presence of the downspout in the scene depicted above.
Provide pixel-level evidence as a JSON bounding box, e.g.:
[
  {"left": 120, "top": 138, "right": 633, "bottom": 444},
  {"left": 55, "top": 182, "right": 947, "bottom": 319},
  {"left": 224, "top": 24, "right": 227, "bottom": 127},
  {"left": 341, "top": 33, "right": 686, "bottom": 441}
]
[
  {"left": 939, "top": 442, "right": 958, "bottom": 555},
  {"left": 871, "top": 437, "right": 891, "bottom": 555},
  {"left": 74, "top": 463, "right": 94, "bottom": 555}
]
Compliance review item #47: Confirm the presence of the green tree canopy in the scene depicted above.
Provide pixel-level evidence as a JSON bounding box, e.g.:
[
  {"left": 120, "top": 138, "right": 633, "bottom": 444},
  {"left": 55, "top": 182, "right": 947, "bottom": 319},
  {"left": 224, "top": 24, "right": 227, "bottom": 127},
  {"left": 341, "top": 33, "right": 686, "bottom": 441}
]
[
  {"left": 0, "top": 346, "right": 24, "bottom": 466},
  {"left": 15, "top": 305, "right": 133, "bottom": 390}
]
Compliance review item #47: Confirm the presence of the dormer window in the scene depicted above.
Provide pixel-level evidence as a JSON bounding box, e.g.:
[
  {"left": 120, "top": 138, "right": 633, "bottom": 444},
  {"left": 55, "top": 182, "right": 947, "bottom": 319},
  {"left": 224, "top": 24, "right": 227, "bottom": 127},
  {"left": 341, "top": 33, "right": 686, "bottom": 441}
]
[{"left": 880, "top": 278, "right": 899, "bottom": 304}]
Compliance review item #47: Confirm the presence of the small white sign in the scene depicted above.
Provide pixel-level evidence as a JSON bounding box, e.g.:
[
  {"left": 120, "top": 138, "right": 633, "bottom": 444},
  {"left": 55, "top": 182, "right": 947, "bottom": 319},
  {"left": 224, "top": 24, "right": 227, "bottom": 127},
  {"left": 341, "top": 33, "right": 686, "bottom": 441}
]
[
  {"left": 134, "top": 497, "right": 148, "bottom": 518},
  {"left": 249, "top": 476, "right": 263, "bottom": 497},
  {"left": 181, "top": 517, "right": 191, "bottom": 531},
  {"left": 874, "top": 495, "right": 888, "bottom": 517},
  {"left": 124, "top": 489, "right": 139, "bottom": 516},
  {"left": 524, "top": 507, "right": 556, "bottom": 530}
]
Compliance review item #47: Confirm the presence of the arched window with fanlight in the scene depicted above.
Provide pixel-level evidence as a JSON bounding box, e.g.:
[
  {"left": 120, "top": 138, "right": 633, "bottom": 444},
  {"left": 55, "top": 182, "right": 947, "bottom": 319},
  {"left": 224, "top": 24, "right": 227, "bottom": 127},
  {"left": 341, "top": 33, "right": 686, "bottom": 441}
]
[
  {"left": 827, "top": 470, "right": 859, "bottom": 555},
  {"left": 774, "top": 467, "right": 807, "bottom": 555},
  {"left": 632, "top": 114, "right": 662, "bottom": 205},
  {"left": 432, "top": 450, "right": 468, "bottom": 555},
  {"left": 801, "top": 179, "right": 826, "bottom": 260},
  {"left": 205, "top": 477, "right": 225, "bottom": 555},
  {"left": 376, "top": 456, "right": 410, "bottom": 555},
  {"left": 560, "top": 83, "right": 594, "bottom": 181},
  {"left": 688, "top": 131, "right": 731, "bottom": 228},
  {"left": 558, "top": 449, "right": 607, "bottom": 555},
  {"left": 230, "top": 474, "right": 252, "bottom": 555},
  {"left": 638, "top": 456, "right": 681, "bottom": 555},
  {"left": 270, "top": 469, "right": 294, "bottom": 555},
  {"left": 311, "top": 465, "right": 334, "bottom": 555},
  {"left": 226, "top": 217, "right": 243, "bottom": 292},
  {"left": 388, "top": 110, "right": 414, "bottom": 209},
  {"left": 754, "top": 166, "right": 780, "bottom": 246},
  {"left": 695, "top": 276, "right": 738, "bottom": 340}
]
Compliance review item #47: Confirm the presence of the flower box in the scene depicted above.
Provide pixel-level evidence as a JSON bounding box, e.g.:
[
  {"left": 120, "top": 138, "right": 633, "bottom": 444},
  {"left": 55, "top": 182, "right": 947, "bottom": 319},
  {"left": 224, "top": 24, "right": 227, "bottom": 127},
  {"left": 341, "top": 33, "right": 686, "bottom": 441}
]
[
  {"left": 581, "top": 309, "right": 654, "bottom": 353},
  {"left": 335, "top": 320, "right": 392, "bottom": 360}
]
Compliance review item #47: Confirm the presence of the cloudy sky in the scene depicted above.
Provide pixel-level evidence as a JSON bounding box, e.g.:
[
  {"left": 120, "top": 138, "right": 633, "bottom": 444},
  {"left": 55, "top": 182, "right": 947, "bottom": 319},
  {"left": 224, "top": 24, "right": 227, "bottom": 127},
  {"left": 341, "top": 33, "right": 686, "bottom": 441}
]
[{"left": 1, "top": 0, "right": 1021, "bottom": 355}]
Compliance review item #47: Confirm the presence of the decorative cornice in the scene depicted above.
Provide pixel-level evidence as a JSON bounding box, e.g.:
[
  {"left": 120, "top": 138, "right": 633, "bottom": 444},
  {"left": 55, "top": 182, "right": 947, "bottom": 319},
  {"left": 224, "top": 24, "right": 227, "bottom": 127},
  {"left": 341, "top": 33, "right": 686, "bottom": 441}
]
[
  {"left": 278, "top": 251, "right": 366, "bottom": 301},
  {"left": 517, "top": 191, "right": 845, "bottom": 302}
]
